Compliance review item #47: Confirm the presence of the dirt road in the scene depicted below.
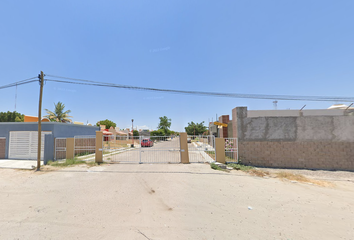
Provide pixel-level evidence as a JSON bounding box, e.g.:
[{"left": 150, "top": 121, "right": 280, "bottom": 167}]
[{"left": 0, "top": 164, "right": 353, "bottom": 240}]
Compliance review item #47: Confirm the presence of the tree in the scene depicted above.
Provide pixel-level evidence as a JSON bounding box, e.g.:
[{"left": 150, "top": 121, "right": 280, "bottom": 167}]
[
  {"left": 0, "top": 111, "right": 24, "bottom": 122},
  {"left": 96, "top": 119, "right": 116, "bottom": 129},
  {"left": 157, "top": 116, "right": 171, "bottom": 135},
  {"left": 150, "top": 129, "right": 165, "bottom": 137},
  {"left": 185, "top": 121, "right": 208, "bottom": 136},
  {"left": 44, "top": 102, "right": 72, "bottom": 123},
  {"left": 133, "top": 130, "right": 139, "bottom": 136}
]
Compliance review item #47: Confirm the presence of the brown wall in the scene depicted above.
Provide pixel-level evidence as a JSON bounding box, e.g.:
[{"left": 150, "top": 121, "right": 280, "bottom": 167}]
[
  {"left": 179, "top": 132, "right": 189, "bottom": 164},
  {"left": 0, "top": 138, "right": 5, "bottom": 159},
  {"left": 215, "top": 138, "right": 225, "bottom": 163},
  {"left": 232, "top": 108, "right": 238, "bottom": 139},
  {"left": 239, "top": 141, "right": 354, "bottom": 171},
  {"left": 218, "top": 115, "right": 229, "bottom": 138}
]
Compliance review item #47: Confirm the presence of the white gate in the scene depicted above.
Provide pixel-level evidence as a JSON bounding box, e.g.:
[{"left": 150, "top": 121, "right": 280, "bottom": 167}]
[
  {"left": 224, "top": 138, "right": 238, "bottom": 163},
  {"left": 102, "top": 135, "right": 181, "bottom": 163},
  {"left": 140, "top": 136, "right": 180, "bottom": 163},
  {"left": 8, "top": 131, "right": 52, "bottom": 160},
  {"left": 187, "top": 135, "right": 215, "bottom": 163}
]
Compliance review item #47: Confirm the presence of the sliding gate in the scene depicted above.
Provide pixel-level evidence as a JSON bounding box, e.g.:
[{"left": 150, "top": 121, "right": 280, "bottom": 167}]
[{"left": 102, "top": 135, "right": 181, "bottom": 163}]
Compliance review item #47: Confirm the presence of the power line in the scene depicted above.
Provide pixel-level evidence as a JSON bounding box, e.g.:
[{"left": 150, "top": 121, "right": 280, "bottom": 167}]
[
  {"left": 3, "top": 74, "right": 354, "bottom": 103},
  {"left": 0, "top": 77, "right": 38, "bottom": 90},
  {"left": 44, "top": 76, "right": 354, "bottom": 102}
]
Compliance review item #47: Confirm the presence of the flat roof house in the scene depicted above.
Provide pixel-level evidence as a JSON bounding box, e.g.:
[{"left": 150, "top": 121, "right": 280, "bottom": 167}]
[{"left": 0, "top": 122, "right": 99, "bottom": 163}]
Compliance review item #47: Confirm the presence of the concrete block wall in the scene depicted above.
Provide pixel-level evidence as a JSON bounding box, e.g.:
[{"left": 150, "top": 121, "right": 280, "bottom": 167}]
[
  {"left": 227, "top": 121, "right": 233, "bottom": 138},
  {"left": 239, "top": 141, "right": 354, "bottom": 171},
  {"left": 234, "top": 106, "right": 354, "bottom": 171}
]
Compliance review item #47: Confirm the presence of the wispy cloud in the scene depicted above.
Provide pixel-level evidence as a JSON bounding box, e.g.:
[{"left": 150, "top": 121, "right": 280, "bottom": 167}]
[
  {"left": 53, "top": 87, "right": 76, "bottom": 93},
  {"left": 149, "top": 46, "right": 170, "bottom": 53}
]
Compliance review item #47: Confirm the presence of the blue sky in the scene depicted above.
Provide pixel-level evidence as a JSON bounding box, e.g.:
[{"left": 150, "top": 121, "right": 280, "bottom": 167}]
[{"left": 1, "top": 0, "right": 353, "bottom": 131}]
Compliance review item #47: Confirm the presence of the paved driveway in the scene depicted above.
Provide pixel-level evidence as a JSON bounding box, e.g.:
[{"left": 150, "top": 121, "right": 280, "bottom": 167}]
[{"left": 0, "top": 159, "right": 43, "bottom": 169}]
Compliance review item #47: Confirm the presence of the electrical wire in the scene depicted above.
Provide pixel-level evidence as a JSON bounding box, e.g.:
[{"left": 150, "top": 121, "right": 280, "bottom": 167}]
[
  {"left": 3, "top": 74, "right": 353, "bottom": 102},
  {"left": 44, "top": 78, "right": 354, "bottom": 102},
  {"left": 0, "top": 77, "right": 38, "bottom": 90}
]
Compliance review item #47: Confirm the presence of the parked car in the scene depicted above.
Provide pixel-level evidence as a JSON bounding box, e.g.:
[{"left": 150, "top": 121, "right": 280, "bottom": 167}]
[
  {"left": 141, "top": 138, "right": 154, "bottom": 147},
  {"left": 187, "top": 137, "right": 191, "bottom": 143}
]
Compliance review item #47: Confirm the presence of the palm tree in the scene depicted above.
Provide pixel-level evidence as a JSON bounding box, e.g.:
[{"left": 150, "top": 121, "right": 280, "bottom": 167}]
[{"left": 44, "top": 102, "right": 73, "bottom": 123}]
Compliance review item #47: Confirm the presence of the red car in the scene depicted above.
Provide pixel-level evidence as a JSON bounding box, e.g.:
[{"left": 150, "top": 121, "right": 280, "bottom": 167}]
[{"left": 141, "top": 138, "right": 154, "bottom": 147}]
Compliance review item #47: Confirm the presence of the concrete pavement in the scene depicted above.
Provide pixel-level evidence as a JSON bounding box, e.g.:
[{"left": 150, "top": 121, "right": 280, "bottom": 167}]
[{"left": 0, "top": 159, "right": 43, "bottom": 169}]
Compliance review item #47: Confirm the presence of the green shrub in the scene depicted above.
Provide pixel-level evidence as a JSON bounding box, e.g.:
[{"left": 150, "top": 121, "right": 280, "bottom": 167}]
[
  {"left": 227, "top": 163, "right": 253, "bottom": 171},
  {"left": 210, "top": 162, "right": 223, "bottom": 171},
  {"left": 47, "top": 158, "right": 86, "bottom": 167}
]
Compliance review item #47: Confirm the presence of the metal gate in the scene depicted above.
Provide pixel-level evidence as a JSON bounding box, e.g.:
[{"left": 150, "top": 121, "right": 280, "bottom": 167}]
[
  {"left": 102, "top": 135, "right": 181, "bottom": 163},
  {"left": 103, "top": 135, "right": 140, "bottom": 163},
  {"left": 55, "top": 138, "right": 66, "bottom": 160},
  {"left": 74, "top": 135, "right": 96, "bottom": 160},
  {"left": 187, "top": 135, "right": 215, "bottom": 163},
  {"left": 8, "top": 131, "right": 52, "bottom": 160},
  {"left": 141, "top": 136, "right": 180, "bottom": 163},
  {"left": 224, "top": 138, "right": 238, "bottom": 163}
]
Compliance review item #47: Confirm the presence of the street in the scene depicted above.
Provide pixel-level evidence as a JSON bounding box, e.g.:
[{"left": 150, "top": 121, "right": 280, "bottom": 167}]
[{"left": 0, "top": 164, "right": 353, "bottom": 240}]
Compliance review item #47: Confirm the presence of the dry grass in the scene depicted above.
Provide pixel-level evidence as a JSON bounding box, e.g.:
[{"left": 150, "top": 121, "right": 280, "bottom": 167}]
[
  {"left": 248, "top": 169, "right": 270, "bottom": 177},
  {"left": 275, "top": 171, "right": 334, "bottom": 187},
  {"left": 47, "top": 159, "right": 106, "bottom": 168}
]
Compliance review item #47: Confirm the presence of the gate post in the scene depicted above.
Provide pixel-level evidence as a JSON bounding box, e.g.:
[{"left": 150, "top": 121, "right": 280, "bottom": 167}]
[
  {"left": 215, "top": 138, "right": 225, "bottom": 164},
  {"left": 95, "top": 131, "right": 103, "bottom": 163},
  {"left": 179, "top": 132, "right": 189, "bottom": 164},
  {"left": 66, "top": 138, "right": 74, "bottom": 160}
]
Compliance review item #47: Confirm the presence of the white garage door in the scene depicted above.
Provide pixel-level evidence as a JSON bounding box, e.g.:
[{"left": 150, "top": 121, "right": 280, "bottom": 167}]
[{"left": 8, "top": 131, "right": 52, "bottom": 160}]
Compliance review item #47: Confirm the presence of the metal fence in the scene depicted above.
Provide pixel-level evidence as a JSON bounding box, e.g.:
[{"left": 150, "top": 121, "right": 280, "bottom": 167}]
[
  {"left": 103, "top": 136, "right": 141, "bottom": 163},
  {"left": 187, "top": 135, "right": 215, "bottom": 163},
  {"left": 141, "top": 136, "right": 180, "bottom": 163},
  {"left": 74, "top": 135, "right": 96, "bottom": 160},
  {"left": 54, "top": 135, "right": 235, "bottom": 164},
  {"left": 224, "top": 138, "right": 238, "bottom": 163},
  {"left": 102, "top": 135, "right": 180, "bottom": 163},
  {"left": 54, "top": 138, "right": 66, "bottom": 160}
]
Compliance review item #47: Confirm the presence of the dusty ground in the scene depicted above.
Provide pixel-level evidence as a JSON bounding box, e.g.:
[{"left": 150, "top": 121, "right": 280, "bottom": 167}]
[{"left": 0, "top": 163, "right": 353, "bottom": 240}]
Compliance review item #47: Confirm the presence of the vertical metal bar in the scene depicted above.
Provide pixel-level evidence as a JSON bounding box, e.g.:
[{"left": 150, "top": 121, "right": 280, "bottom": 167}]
[
  {"left": 139, "top": 135, "right": 142, "bottom": 163},
  {"left": 236, "top": 138, "right": 239, "bottom": 163},
  {"left": 213, "top": 136, "right": 216, "bottom": 162}
]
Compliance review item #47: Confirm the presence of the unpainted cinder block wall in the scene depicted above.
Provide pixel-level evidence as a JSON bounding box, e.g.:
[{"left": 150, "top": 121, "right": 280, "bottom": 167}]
[{"left": 234, "top": 107, "right": 354, "bottom": 171}]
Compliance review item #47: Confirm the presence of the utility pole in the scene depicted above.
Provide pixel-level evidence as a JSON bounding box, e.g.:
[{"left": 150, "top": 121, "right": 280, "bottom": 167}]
[{"left": 37, "top": 71, "right": 44, "bottom": 171}]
